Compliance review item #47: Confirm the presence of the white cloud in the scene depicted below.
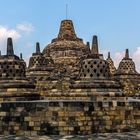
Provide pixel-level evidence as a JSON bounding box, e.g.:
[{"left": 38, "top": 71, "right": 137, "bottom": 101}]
[
  {"left": 0, "top": 26, "right": 21, "bottom": 39},
  {"left": 132, "top": 47, "right": 140, "bottom": 72},
  {"left": 0, "top": 22, "right": 34, "bottom": 55},
  {"left": 24, "top": 54, "right": 32, "bottom": 66},
  {"left": 17, "top": 23, "right": 34, "bottom": 33},
  {"left": 100, "top": 49, "right": 109, "bottom": 59},
  {"left": 25, "top": 43, "right": 33, "bottom": 48},
  {"left": 114, "top": 51, "right": 125, "bottom": 68},
  {"left": 0, "top": 26, "right": 21, "bottom": 53}
]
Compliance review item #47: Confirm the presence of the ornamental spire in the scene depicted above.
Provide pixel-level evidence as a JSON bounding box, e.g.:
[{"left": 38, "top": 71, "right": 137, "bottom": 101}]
[
  {"left": 125, "top": 49, "right": 129, "bottom": 59},
  {"left": 36, "top": 42, "right": 41, "bottom": 54},
  {"left": 108, "top": 52, "right": 111, "bottom": 59},
  {"left": 7, "top": 37, "right": 14, "bottom": 56},
  {"left": 91, "top": 35, "right": 99, "bottom": 54},
  {"left": 20, "top": 53, "right": 23, "bottom": 59}
]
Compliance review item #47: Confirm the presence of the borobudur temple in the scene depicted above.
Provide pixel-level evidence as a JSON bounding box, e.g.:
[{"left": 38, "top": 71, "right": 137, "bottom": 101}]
[{"left": 0, "top": 19, "right": 139, "bottom": 136}]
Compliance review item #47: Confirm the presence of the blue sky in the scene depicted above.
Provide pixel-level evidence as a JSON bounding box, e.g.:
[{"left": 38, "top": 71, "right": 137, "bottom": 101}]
[{"left": 0, "top": 0, "right": 140, "bottom": 71}]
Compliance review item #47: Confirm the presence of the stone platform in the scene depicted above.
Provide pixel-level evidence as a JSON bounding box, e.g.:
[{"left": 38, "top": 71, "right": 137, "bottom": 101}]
[{"left": 0, "top": 99, "right": 139, "bottom": 136}]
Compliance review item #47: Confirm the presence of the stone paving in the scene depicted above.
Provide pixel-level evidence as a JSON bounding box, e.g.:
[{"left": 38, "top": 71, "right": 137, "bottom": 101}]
[{"left": 0, "top": 132, "right": 140, "bottom": 140}]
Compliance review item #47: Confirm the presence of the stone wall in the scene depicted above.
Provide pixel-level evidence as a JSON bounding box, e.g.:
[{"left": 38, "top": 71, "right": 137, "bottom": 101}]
[{"left": 0, "top": 100, "right": 139, "bottom": 136}]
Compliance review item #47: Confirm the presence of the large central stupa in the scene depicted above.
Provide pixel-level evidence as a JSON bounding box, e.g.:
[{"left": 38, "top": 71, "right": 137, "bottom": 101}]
[{"left": 43, "top": 20, "right": 89, "bottom": 67}]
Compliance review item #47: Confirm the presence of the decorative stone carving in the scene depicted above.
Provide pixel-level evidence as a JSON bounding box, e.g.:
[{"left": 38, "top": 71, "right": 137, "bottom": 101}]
[
  {"left": 0, "top": 38, "right": 39, "bottom": 101},
  {"left": 115, "top": 49, "right": 140, "bottom": 96},
  {"left": 106, "top": 52, "right": 116, "bottom": 76}
]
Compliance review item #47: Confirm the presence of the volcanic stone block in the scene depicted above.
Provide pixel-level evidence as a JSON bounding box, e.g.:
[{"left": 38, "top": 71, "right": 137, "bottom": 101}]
[
  {"left": 24, "top": 117, "right": 32, "bottom": 121},
  {"left": 31, "top": 131, "right": 37, "bottom": 136},
  {"left": 59, "top": 121, "right": 66, "bottom": 126},
  {"left": 78, "top": 122, "right": 83, "bottom": 126},
  {"left": 14, "top": 126, "right": 19, "bottom": 130},
  {"left": 88, "top": 121, "right": 92, "bottom": 126},
  {"left": 0, "top": 112, "right": 7, "bottom": 116},
  {"left": 103, "top": 116, "right": 110, "bottom": 120},
  {"left": 58, "top": 127, "right": 64, "bottom": 131},
  {"left": 106, "top": 121, "right": 112, "bottom": 125},
  {"left": 80, "top": 126, "right": 85, "bottom": 131},
  {"left": 7, "top": 88, "right": 18, "bottom": 92},
  {"left": 105, "top": 125, "right": 111, "bottom": 130},
  {"left": 34, "top": 127, "right": 40, "bottom": 131},
  {"left": 69, "top": 127, "right": 74, "bottom": 131},
  {"left": 64, "top": 127, "right": 69, "bottom": 131},
  {"left": 136, "top": 119, "right": 140, "bottom": 124},
  {"left": 97, "top": 111, "right": 104, "bottom": 116},
  {"left": 58, "top": 112, "right": 65, "bottom": 117},
  {"left": 29, "top": 122, "right": 34, "bottom": 126}
]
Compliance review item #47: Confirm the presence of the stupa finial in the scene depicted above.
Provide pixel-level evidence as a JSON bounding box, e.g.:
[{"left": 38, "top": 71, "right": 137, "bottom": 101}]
[
  {"left": 125, "top": 49, "right": 129, "bottom": 59},
  {"left": 7, "top": 37, "right": 14, "bottom": 56},
  {"left": 108, "top": 52, "right": 111, "bottom": 59},
  {"left": 86, "top": 42, "right": 90, "bottom": 47},
  {"left": 91, "top": 35, "right": 99, "bottom": 54},
  {"left": 20, "top": 53, "right": 23, "bottom": 59},
  {"left": 36, "top": 42, "right": 40, "bottom": 54}
]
